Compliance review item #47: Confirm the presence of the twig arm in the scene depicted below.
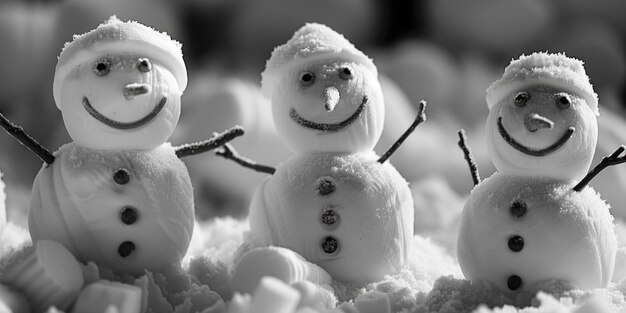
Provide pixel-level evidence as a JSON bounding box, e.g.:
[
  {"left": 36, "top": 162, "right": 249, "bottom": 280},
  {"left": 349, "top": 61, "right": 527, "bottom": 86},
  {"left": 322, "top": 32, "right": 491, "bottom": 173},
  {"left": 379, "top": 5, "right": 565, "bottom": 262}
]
[
  {"left": 175, "top": 126, "right": 244, "bottom": 158},
  {"left": 457, "top": 129, "right": 481, "bottom": 186},
  {"left": 215, "top": 143, "right": 276, "bottom": 175},
  {"left": 0, "top": 110, "right": 55, "bottom": 165},
  {"left": 378, "top": 100, "right": 427, "bottom": 164},
  {"left": 574, "top": 145, "right": 626, "bottom": 192}
]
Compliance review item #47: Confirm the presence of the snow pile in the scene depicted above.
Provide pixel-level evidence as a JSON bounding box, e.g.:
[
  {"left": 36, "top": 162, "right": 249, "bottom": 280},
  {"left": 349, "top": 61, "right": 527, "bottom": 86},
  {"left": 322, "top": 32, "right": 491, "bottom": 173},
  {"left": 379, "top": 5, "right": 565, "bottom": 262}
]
[
  {"left": 0, "top": 171, "right": 31, "bottom": 258},
  {"left": 0, "top": 171, "right": 4, "bottom": 230},
  {"left": 1, "top": 178, "right": 626, "bottom": 312}
]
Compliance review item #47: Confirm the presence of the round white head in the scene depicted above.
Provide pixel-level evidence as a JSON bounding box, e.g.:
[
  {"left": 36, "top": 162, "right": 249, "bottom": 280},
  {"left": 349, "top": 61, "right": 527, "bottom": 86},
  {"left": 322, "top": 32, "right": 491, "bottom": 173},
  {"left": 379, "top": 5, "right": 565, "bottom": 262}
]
[
  {"left": 53, "top": 16, "right": 187, "bottom": 150},
  {"left": 485, "top": 53, "right": 599, "bottom": 182},
  {"left": 262, "top": 23, "right": 384, "bottom": 153}
]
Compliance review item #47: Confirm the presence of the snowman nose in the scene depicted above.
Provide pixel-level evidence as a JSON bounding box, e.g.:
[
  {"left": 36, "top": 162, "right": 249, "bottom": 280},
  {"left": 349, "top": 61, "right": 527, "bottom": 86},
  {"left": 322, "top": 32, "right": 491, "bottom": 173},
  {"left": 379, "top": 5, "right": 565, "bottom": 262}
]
[
  {"left": 324, "top": 86, "right": 340, "bottom": 112},
  {"left": 524, "top": 113, "right": 554, "bottom": 132},
  {"left": 123, "top": 83, "right": 151, "bottom": 100}
]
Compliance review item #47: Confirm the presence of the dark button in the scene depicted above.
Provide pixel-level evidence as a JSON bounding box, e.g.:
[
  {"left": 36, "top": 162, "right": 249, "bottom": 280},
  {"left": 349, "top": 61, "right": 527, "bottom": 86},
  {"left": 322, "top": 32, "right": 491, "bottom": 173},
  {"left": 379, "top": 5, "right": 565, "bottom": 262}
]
[
  {"left": 113, "top": 168, "right": 131, "bottom": 185},
  {"left": 321, "top": 236, "right": 339, "bottom": 254},
  {"left": 118, "top": 241, "right": 136, "bottom": 258},
  {"left": 510, "top": 200, "right": 527, "bottom": 218},
  {"left": 320, "top": 207, "right": 340, "bottom": 225},
  {"left": 508, "top": 235, "right": 524, "bottom": 252},
  {"left": 316, "top": 177, "right": 336, "bottom": 196},
  {"left": 120, "top": 207, "right": 138, "bottom": 225},
  {"left": 507, "top": 275, "right": 522, "bottom": 290}
]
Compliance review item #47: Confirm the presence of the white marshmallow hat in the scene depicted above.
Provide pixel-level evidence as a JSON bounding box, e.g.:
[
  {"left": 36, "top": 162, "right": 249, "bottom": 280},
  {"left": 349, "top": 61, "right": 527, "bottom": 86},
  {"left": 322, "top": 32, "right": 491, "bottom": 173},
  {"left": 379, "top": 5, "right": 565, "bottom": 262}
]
[
  {"left": 53, "top": 16, "right": 187, "bottom": 108},
  {"left": 261, "top": 23, "right": 377, "bottom": 98},
  {"left": 486, "top": 52, "right": 599, "bottom": 116}
]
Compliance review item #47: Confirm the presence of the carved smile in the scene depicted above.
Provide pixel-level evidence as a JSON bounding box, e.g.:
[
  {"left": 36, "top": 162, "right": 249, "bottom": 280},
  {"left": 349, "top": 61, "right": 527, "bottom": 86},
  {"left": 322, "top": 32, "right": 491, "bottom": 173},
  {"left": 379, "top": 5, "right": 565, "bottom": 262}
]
[
  {"left": 498, "top": 117, "right": 575, "bottom": 157},
  {"left": 82, "top": 96, "right": 167, "bottom": 130},
  {"left": 289, "top": 96, "right": 368, "bottom": 132}
]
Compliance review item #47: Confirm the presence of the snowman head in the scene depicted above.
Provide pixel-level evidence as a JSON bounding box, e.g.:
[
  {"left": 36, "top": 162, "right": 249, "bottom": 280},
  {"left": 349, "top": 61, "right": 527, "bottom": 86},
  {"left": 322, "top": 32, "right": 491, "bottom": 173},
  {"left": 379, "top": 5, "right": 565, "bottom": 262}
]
[
  {"left": 261, "top": 23, "right": 384, "bottom": 153},
  {"left": 53, "top": 16, "right": 187, "bottom": 150},
  {"left": 485, "top": 52, "right": 599, "bottom": 182}
]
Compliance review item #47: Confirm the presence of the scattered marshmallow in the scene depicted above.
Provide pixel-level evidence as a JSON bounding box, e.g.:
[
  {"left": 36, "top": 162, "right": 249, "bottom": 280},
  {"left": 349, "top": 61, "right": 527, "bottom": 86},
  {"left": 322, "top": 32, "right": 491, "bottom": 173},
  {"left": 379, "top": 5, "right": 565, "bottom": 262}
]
[
  {"left": 72, "top": 281, "right": 142, "bottom": 313},
  {"left": 1, "top": 240, "right": 84, "bottom": 313}
]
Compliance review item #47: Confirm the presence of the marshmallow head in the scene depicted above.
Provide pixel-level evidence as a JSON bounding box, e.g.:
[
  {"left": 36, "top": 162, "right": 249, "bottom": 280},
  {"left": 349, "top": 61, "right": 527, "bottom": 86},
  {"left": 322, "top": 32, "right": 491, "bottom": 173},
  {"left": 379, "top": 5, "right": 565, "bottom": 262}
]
[
  {"left": 486, "top": 53, "right": 598, "bottom": 182},
  {"left": 53, "top": 17, "right": 186, "bottom": 150},
  {"left": 262, "top": 23, "right": 384, "bottom": 153}
]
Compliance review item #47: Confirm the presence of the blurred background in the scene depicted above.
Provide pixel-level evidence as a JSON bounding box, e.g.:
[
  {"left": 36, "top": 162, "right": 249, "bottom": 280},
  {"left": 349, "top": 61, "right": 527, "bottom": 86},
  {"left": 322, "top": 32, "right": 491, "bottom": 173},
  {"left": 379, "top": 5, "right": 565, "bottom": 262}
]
[{"left": 0, "top": 0, "right": 625, "bottom": 243}]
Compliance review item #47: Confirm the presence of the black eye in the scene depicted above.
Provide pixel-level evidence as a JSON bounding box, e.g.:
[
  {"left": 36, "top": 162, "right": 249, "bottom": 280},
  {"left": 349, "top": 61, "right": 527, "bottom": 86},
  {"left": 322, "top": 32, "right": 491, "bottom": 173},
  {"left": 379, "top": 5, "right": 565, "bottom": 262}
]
[
  {"left": 555, "top": 93, "right": 571, "bottom": 110},
  {"left": 94, "top": 59, "right": 111, "bottom": 76},
  {"left": 299, "top": 71, "right": 315, "bottom": 87},
  {"left": 137, "top": 58, "right": 151, "bottom": 73},
  {"left": 514, "top": 91, "right": 530, "bottom": 107},
  {"left": 338, "top": 66, "right": 353, "bottom": 80}
]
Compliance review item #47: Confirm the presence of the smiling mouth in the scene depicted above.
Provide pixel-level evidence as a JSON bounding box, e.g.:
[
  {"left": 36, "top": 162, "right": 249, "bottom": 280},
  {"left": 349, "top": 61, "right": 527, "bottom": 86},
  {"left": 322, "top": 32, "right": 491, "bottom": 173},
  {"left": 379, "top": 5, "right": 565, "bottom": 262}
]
[
  {"left": 82, "top": 96, "right": 167, "bottom": 130},
  {"left": 289, "top": 95, "right": 368, "bottom": 132},
  {"left": 497, "top": 117, "right": 575, "bottom": 157}
]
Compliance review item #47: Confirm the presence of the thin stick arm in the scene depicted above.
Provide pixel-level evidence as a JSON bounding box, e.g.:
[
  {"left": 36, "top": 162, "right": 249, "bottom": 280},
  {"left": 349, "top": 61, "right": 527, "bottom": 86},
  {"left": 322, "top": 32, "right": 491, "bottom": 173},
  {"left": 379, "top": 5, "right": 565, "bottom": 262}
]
[
  {"left": 175, "top": 126, "right": 244, "bottom": 158},
  {"left": 457, "top": 129, "right": 481, "bottom": 186},
  {"left": 378, "top": 100, "right": 427, "bottom": 164},
  {"left": 0, "top": 111, "right": 55, "bottom": 165}
]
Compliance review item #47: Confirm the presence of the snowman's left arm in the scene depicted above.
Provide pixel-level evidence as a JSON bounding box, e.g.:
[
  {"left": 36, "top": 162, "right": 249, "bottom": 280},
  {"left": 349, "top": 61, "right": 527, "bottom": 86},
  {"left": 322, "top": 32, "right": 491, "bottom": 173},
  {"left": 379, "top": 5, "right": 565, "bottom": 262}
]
[
  {"left": 573, "top": 145, "right": 626, "bottom": 192},
  {"left": 457, "top": 129, "right": 481, "bottom": 186},
  {"left": 378, "top": 100, "right": 427, "bottom": 164},
  {"left": 175, "top": 126, "right": 244, "bottom": 158},
  {"left": 215, "top": 143, "right": 276, "bottom": 175}
]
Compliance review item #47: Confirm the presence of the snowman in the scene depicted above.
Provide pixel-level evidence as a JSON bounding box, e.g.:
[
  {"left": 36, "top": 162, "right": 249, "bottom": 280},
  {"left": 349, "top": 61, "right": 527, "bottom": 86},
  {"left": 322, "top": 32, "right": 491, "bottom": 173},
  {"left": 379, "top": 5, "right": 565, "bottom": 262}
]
[
  {"left": 216, "top": 23, "right": 425, "bottom": 293},
  {"left": 218, "top": 24, "right": 425, "bottom": 292},
  {"left": 0, "top": 16, "right": 242, "bottom": 274},
  {"left": 457, "top": 52, "right": 622, "bottom": 295}
]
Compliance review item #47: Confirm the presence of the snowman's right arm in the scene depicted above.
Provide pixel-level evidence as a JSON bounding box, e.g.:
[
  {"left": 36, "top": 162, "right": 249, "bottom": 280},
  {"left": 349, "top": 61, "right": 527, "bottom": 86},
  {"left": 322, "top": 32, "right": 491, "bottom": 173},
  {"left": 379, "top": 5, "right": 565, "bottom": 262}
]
[
  {"left": 215, "top": 143, "right": 276, "bottom": 175},
  {"left": 0, "top": 111, "right": 55, "bottom": 165}
]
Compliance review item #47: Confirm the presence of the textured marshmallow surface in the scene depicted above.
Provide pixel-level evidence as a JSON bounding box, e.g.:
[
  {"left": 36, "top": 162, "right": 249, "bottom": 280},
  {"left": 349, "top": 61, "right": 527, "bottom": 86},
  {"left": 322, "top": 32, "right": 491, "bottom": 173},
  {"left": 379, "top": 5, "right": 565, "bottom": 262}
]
[
  {"left": 28, "top": 143, "right": 194, "bottom": 274},
  {"left": 486, "top": 52, "right": 598, "bottom": 116},
  {"left": 457, "top": 173, "right": 616, "bottom": 294},
  {"left": 248, "top": 151, "right": 414, "bottom": 284}
]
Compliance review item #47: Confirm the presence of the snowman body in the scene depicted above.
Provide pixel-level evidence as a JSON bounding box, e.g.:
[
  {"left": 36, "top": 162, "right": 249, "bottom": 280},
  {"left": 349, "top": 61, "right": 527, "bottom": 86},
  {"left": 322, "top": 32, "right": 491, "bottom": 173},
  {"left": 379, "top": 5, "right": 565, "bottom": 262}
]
[
  {"left": 29, "top": 142, "right": 194, "bottom": 274},
  {"left": 457, "top": 173, "right": 616, "bottom": 292},
  {"left": 249, "top": 151, "right": 413, "bottom": 284}
]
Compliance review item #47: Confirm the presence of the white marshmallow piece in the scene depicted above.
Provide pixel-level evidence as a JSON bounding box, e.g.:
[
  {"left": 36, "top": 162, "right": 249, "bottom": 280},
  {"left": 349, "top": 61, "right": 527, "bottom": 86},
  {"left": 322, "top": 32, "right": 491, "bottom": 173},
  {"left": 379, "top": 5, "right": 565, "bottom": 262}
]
[
  {"left": 72, "top": 281, "right": 142, "bottom": 313},
  {"left": 1, "top": 240, "right": 84, "bottom": 313},
  {"left": 251, "top": 277, "right": 301, "bottom": 313}
]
